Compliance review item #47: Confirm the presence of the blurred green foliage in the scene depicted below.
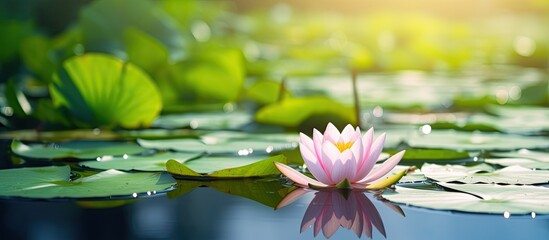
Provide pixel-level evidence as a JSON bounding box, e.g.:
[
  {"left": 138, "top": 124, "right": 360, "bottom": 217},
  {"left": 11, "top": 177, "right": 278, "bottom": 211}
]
[{"left": 0, "top": 0, "right": 547, "bottom": 130}]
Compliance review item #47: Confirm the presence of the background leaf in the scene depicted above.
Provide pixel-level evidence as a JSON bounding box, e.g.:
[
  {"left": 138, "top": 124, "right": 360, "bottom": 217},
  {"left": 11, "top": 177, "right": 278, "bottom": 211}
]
[
  {"left": 50, "top": 53, "right": 162, "bottom": 128},
  {"left": 12, "top": 140, "right": 149, "bottom": 160}
]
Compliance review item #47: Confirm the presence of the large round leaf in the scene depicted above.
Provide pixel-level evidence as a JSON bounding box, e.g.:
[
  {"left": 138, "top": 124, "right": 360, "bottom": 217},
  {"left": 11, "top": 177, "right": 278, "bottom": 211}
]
[
  {"left": 383, "top": 184, "right": 549, "bottom": 214},
  {"left": 255, "top": 96, "right": 356, "bottom": 127},
  {"left": 11, "top": 140, "right": 149, "bottom": 160},
  {"left": 166, "top": 155, "right": 287, "bottom": 178},
  {"left": 407, "top": 130, "right": 549, "bottom": 151},
  {"left": 137, "top": 138, "right": 297, "bottom": 155},
  {"left": 0, "top": 165, "right": 175, "bottom": 199},
  {"left": 50, "top": 53, "right": 162, "bottom": 128},
  {"left": 79, "top": 152, "right": 200, "bottom": 171}
]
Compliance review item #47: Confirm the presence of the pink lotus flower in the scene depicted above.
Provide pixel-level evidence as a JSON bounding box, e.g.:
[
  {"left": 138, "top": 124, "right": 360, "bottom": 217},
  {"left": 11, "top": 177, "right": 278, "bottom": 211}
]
[{"left": 275, "top": 123, "right": 405, "bottom": 189}]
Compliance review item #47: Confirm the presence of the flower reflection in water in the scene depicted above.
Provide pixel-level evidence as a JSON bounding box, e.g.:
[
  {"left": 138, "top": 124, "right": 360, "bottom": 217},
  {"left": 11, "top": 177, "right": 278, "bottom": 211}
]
[{"left": 278, "top": 189, "right": 403, "bottom": 239}]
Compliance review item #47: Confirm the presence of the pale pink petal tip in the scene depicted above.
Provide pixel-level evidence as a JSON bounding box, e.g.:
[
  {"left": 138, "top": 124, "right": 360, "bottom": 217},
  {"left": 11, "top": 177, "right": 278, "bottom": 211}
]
[
  {"left": 357, "top": 150, "right": 406, "bottom": 184},
  {"left": 275, "top": 162, "right": 328, "bottom": 187}
]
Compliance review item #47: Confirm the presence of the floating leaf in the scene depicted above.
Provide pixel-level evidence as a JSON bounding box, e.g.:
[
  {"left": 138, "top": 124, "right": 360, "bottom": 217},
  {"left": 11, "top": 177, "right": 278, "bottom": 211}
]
[
  {"left": 168, "top": 178, "right": 292, "bottom": 208},
  {"left": 486, "top": 158, "right": 549, "bottom": 170},
  {"left": 421, "top": 163, "right": 549, "bottom": 184},
  {"left": 255, "top": 96, "right": 356, "bottom": 128},
  {"left": 50, "top": 53, "right": 163, "bottom": 128},
  {"left": 490, "top": 150, "right": 549, "bottom": 162},
  {"left": 407, "top": 130, "right": 549, "bottom": 151},
  {"left": 152, "top": 111, "right": 251, "bottom": 130},
  {"left": 166, "top": 155, "right": 287, "bottom": 178},
  {"left": 0, "top": 165, "right": 175, "bottom": 199},
  {"left": 12, "top": 140, "right": 149, "bottom": 160},
  {"left": 0, "top": 129, "right": 121, "bottom": 142},
  {"left": 467, "top": 114, "right": 548, "bottom": 134},
  {"left": 383, "top": 183, "right": 549, "bottom": 214},
  {"left": 137, "top": 138, "right": 296, "bottom": 155},
  {"left": 79, "top": 152, "right": 200, "bottom": 171},
  {"left": 385, "top": 149, "right": 471, "bottom": 165}
]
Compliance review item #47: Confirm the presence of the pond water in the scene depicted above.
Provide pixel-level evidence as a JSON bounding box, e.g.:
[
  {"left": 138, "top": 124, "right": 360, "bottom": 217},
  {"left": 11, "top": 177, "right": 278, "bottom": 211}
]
[{"left": 2, "top": 184, "right": 548, "bottom": 240}]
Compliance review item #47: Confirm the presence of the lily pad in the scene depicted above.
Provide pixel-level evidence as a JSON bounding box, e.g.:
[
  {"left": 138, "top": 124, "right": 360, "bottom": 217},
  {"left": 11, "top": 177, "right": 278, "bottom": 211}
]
[
  {"left": 166, "top": 155, "right": 287, "bottom": 179},
  {"left": 490, "top": 150, "right": 549, "bottom": 162},
  {"left": 487, "top": 149, "right": 549, "bottom": 170},
  {"left": 79, "top": 152, "right": 201, "bottom": 171},
  {"left": 468, "top": 114, "right": 548, "bottom": 134},
  {"left": 383, "top": 183, "right": 549, "bottom": 214},
  {"left": 137, "top": 138, "right": 297, "bottom": 155},
  {"left": 407, "top": 130, "right": 549, "bottom": 151},
  {"left": 255, "top": 96, "right": 356, "bottom": 127},
  {"left": 50, "top": 53, "right": 162, "bottom": 128},
  {"left": 385, "top": 149, "right": 471, "bottom": 165},
  {"left": 11, "top": 140, "right": 149, "bottom": 160},
  {"left": 421, "top": 163, "right": 549, "bottom": 184},
  {"left": 485, "top": 158, "right": 549, "bottom": 170},
  {"left": 152, "top": 111, "right": 251, "bottom": 130},
  {"left": 0, "top": 165, "right": 175, "bottom": 199},
  {"left": 201, "top": 131, "right": 300, "bottom": 144}
]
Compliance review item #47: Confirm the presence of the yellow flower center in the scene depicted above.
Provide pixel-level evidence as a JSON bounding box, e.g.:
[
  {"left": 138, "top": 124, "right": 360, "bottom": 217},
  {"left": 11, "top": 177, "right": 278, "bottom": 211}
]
[{"left": 334, "top": 141, "right": 354, "bottom": 152}]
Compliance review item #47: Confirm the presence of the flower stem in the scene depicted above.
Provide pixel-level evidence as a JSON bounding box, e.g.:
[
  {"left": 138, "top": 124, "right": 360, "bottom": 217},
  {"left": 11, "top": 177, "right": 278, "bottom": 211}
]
[{"left": 351, "top": 69, "right": 361, "bottom": 127}]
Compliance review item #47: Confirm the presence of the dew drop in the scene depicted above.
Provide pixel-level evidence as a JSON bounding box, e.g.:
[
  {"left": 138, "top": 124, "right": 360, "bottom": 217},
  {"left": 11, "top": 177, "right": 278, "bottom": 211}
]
[
  {"left": 373, "top": 106, "right": 384, "bottom": 118},
  {"left": 189, "top": 120, "right": 199, "bottom": 129},
  {"left": 266, "top": 146, "right": 274, "bottom": 153},
  {"left": 147, "top": 191, "right": 152, "bottom": 196},
  {"left": 531, "top": 212, "right": 536, "bottom": 219},
  {"left": 96, "top": 157, "right": 102, "bottom": 161},
  {"left": 123, "top": 154, "right": 129, "bottom": 159},
  {"left": 420, "top": 124, "right": 432, "bottom": 134},
  {"left": 503, "top": 211, "right": 510, "bottom": 219},
  {"left": 132, "top": 193, "right": 138, "bottom": 198}
]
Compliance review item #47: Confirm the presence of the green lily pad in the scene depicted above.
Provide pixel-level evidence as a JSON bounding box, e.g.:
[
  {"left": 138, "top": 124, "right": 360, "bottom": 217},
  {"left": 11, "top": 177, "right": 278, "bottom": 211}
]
[
  {"left": 422, "top": 163, "right": 549, "bottom": 184},
  {"left": 468, "top": 114, "right": 548, "bottom": 134},
  {"left": 485, "top": 158, "right": 549, "bottom": 170},
  {"left": 385, "top": 149, "right": 471, "bottom": 165},
  {"left": 0, "top": 165, "right": 175, "bottom": 199},
  {"left": 50, "top": 53, "right": 162, "bottom": 128},
  {"left": 152, "top": 111, "right": 251, "bottom": 130},
  {"left": 407, "top": 130, "right": 549, "bottom": 151},
  {"left": 255, "top": 96, "right": 356, "bottom": 127},
  {"left": 11, "top": 140, "right": 149, "bottom": 160},
  {"left": 490, "top": 150, "right": 549, "bottom": 162},
  {"left": 0, "top": 129, "right": 121, "bottom": 142},
  {"left": 137, "top": 138, "right": 297, "bottom": 155},
  {"left": 79, "top": 152, "right": 201, "bottom": 171},
  {"left": 166, "top": 155, "right": 287, "bottom": 179},
  {"left": 168, "top": 178, "right": 293, "bottom": 208},
  {"left": 201, "top": 131, "right": 300, "bottom": 144},
  {"left": 383, "top": 183, "right": 549, "bottom": 214}
]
